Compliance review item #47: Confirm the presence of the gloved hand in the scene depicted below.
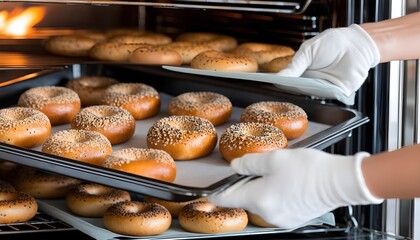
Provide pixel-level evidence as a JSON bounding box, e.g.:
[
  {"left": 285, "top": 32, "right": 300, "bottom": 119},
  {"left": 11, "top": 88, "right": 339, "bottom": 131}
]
[
  {"left": 208, "top": 148, "right": 384, "bottom": 229},
  {"left": 277, "top": 24, "right": 380, "bottom": 96}
]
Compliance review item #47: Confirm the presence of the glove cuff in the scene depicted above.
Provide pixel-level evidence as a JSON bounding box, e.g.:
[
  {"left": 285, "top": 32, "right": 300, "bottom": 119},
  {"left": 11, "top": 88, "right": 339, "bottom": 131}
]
[
  {"left": 352, "top": 152, "right": 384, "bottom": 204},
  {"left": 348, "top": 24, "right": 381, "bottom": 68}
]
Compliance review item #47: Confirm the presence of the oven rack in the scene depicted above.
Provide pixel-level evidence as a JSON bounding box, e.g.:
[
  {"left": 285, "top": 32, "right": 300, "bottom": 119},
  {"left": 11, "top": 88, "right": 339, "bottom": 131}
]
[
  {"left": 0, "top": 211, "right": 74, "bottom": 235},
  {"left": 0, "top": 0, "right": 312, "bottom": 13}
]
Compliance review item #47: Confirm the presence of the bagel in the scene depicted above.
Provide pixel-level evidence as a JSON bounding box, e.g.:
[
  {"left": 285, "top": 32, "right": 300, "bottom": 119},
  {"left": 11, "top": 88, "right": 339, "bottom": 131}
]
[
  {"left": 233, "top": 42, "right": 295, "bottom": 71},
  {"left": 65, "top": 76, "right": 119, "bottom": 107},
  {"left": 128, "top": 45, "right": 183, "bottom": 66},
  {"left": 176, "top": 32, "right": 238, "bottom": 51},
  {"left": 103, "top": 201, "right": 172, "bottom": 236},
  {"left": 191, "top": 50, "right": 258, "bottom": 73},
  {"left": 17, "top": 86, "right": 81, "bottom": 126},
  {"left": 241, "top": 101, "right": 308, "bottom": 140}
]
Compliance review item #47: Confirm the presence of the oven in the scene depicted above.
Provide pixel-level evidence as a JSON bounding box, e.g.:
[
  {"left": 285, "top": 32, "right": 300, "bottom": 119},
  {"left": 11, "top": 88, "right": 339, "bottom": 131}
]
[{"left": 0, "top": 0, "right": 418, "bottom": 239}]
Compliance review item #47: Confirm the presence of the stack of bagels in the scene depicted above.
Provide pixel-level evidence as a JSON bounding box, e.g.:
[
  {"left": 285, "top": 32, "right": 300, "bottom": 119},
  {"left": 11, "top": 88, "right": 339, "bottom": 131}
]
[{"left": 44, "top": 29, "right": 295, "bottom": 73}]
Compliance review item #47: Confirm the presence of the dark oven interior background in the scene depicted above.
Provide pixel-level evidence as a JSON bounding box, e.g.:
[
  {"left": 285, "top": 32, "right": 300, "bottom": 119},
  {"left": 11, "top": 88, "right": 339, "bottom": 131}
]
[{"left": 1, "top": 0, "right": 348, "bottom": 49}]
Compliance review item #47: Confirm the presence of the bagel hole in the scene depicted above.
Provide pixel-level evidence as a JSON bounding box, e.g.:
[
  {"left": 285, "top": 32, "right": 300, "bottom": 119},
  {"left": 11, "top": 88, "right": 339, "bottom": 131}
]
[
  {"left": 6, "top": 112, "right": 30, "bottom": 121},
  {"left": 126, "top": 202, "right": 150, "bottom": 213},
  {"left": 268, "top": 105, "right": 293, "bottom": 115},
  {"left": 199, "top": 96, "right": 216, "bottom": 104},
  {"left": 168, "top": 121, "right": 193, "bottom": 131},
  {"left": 247, "top": 128, "right": 266, "bottom": 137},
  {"left": 41, "top": 90, "right": 63, "bottom": 98},
  {"left": 195, "top": 203, "right": 217, "bottom": 212},
  {"left": 85, "top": 185, "right": 111, "bottom": 195},
  {"left": 74, "top": 134, "right": 93, "bottom": 143},
  {"left": 80, "top": 79, "right": 110, "bottom": 88},
  {"left": 92, "top": 108, "right": 117, "bottom": 118}
]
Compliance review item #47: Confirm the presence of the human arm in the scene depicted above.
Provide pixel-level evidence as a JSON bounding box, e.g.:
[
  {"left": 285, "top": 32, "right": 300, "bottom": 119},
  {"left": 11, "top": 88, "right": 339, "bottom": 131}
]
[
  {"left": 361, "top": 11, "right": 420, "bottom": 63},
  {"left": 208, "top": 145, "right": 420, "bottom": 229},
  {"left": 363, "top": 144, "right": 420, "bottom": 198}
]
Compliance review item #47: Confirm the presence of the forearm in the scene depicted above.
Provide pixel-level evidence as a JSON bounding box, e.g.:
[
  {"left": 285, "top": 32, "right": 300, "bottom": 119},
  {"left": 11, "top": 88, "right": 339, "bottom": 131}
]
[
  {"left": 361, "top": 12, "right": 420, "bottom": 63},
  {"left": 362, "top": 144, "right": 420, "bottom": 199}
]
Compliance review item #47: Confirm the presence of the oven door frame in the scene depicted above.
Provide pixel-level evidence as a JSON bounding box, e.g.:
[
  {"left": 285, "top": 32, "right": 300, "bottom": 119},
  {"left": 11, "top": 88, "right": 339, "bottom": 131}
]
[{"left": 350, "top": 0, "right": 419, "bottom": 238}]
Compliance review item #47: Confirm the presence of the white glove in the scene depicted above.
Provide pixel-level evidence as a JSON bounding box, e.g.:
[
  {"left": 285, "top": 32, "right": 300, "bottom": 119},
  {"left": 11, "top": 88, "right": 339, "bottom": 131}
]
[
  {"left": 277, "top": 24, "right": 380, "bottom": 96},
  {"left": 208, "top": 148, "right": 383, "bottom": 229}
]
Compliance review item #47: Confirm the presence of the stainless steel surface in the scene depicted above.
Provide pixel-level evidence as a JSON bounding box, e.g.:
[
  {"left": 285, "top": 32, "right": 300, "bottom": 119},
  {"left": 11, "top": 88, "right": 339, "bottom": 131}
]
[
  {"left": 0, "top": 0, "right": 311, "bottom": 13},
  {"left": 0, "top": 210, "right": 74, "bottom": 235},
  {"left": 385, "top": 1, "right": 419, "bottom": 239},
  {"left": 37, "top": 199, "right": 338, "bottom": 239}
]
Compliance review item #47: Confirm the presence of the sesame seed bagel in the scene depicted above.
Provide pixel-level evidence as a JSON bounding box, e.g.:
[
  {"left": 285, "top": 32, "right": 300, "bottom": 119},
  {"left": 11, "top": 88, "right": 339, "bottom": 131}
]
[
  {"left": 168, "top": 91, "right": 233, "bottom": 126},
  {"left": 143, "top": 196, "right": 207, "bottom": 218},
  {"left": 18, "top": 86, "right": 81, "bottom": 126},
  {"left": 101, "top": 83, "right": 160, "bottom": 120},
  {"left": 233, "top": 42, "right": 295, "bottom": 71},
  {"left": 165, "top": 41, "right": 215, "bottom": 64},
  {"left": 41, "top": 129, "right": 113, "bottom": 166},
  {"left": 66, "top": 182, "right": 131, "bottom": 217},
  {"left": 65, "top": 76, "right": 119, "bottom": 107},
  {"left": 71, "top": 105, "right": 136, "bottom": 145},
  {"left": 146, "top": 115, "right": 218, "bottom": 160},
  {"left": 0, "top": 189, "right": 38, "bottom": 224},
  {"left": 176, "top": 32, "right": 238, "bottom": 52},
  {"left": 190, "top": 50, "right": 258, "bottom": 73},
  {"left": 219, "top": 122, "right": 288, "bottom": 162},
  {"left": 89, "top": 42, "right": 147, "bottom": 61},
  {"left": 128, "top": 45, "right": 183, "bottom": 66},
  {"left": 102, "top": 148, "right": 176, "bottom": 183},
  {"left": 178, "top": 201, "right": 248, "bottom": 234},
  {"left": 103, "top": 201, "right": 172, "bottom": 236},
  {"left": 11, "top": 166, "right": 82, "bottom": 199},
  {"left": 240, "top": 101, "right": 308, "bottom": 140},
  {"left": 0, "top": 107, "right": 51, "bottom": 148}
]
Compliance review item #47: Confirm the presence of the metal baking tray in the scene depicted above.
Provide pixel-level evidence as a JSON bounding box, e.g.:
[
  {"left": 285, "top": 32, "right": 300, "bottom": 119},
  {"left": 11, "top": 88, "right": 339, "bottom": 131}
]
[
  {"left": 0, "top": 63, "right": 369, "bottom": 201},
  {"left": 36, "top": 199, "right": 337, "bottom": 240}
]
